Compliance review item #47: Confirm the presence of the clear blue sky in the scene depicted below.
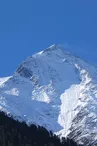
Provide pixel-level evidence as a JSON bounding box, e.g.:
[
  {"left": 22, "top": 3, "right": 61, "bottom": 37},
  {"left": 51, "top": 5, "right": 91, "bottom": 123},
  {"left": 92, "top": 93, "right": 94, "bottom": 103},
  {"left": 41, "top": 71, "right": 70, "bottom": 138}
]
[{"left": 0, "top": 0, "right": 97, "bottom": 77}]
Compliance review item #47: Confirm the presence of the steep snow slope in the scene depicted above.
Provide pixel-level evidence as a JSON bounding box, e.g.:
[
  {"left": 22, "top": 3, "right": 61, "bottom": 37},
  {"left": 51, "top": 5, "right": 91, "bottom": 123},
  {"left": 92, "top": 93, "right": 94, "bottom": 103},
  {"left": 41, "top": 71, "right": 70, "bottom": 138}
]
[{"left": 0, "top": 45, "right": 97, "bottom": 145}]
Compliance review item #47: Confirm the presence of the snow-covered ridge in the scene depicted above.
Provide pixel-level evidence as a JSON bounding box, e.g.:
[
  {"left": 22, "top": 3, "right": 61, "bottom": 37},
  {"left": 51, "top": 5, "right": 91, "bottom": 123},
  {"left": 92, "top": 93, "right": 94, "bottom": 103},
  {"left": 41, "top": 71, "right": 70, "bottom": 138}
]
[
  {"left": 0, "top": 45, "right": 97, "bottom": 145},
  {"left": 0, "top": 76, "right": 11, "bottom": 85}
]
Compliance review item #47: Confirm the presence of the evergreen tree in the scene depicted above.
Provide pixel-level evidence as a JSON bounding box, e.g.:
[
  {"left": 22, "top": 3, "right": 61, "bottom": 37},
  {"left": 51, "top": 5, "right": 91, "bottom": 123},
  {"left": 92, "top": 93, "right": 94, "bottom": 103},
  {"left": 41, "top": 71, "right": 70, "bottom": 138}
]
[{"left": 0, "top": 111, "right": 83, "bottom": 146}]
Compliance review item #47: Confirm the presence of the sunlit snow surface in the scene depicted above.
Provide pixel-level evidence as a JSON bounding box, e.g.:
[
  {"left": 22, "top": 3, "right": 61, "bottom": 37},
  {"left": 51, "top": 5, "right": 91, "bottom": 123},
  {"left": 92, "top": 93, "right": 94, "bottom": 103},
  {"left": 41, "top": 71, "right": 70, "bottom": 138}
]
[{"left": 0, "top": 45, "right": 97, "bottom": 145}]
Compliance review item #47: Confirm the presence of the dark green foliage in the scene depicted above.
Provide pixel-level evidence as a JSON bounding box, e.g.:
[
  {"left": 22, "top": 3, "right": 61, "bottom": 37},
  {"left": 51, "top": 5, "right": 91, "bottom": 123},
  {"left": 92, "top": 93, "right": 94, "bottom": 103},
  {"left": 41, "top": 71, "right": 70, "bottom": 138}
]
[{"left": 0, "top": 111, "right": 82, "bottom": 146}]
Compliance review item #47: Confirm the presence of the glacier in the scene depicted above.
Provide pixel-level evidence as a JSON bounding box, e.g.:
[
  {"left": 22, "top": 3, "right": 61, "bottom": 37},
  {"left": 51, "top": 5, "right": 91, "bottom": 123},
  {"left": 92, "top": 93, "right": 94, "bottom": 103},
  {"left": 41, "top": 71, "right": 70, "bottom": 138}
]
[{"left": 0, "top": 44, "right": 97, "bottom": 145}]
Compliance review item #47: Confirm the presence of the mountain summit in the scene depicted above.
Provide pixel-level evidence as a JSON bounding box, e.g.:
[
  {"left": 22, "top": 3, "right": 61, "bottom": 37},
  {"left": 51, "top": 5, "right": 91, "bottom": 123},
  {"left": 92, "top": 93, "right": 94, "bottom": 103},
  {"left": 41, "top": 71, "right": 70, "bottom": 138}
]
[{"left": 0, "top": 45, "right": 97, "bottom": 145}]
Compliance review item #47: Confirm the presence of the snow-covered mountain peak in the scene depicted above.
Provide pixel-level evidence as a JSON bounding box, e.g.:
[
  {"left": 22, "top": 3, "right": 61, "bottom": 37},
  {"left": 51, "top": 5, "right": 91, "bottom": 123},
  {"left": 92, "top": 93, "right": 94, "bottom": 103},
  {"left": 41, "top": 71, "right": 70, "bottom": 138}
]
[
  {"left": 37, "top": 44, "right": 68, "bottom": 57},
  {"left": 0, "top": 45, "right": 97, "bottom": 145},
  {"left": 41, "top": 44, "right": 62, "bottom": 53},
  {"left": 15, "top": 44, "right": 81, "bottom": 91}
]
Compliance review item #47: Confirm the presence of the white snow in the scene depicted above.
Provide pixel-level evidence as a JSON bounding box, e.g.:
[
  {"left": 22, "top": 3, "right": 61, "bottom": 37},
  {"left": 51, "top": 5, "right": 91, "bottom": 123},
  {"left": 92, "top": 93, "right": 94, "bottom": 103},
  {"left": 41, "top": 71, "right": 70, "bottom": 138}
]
[
  {"left": 0, "top": 45, "right": 97, "bottom": 145},
  {"left": 0, "top": 76, "right": 11, "bottom": 86}
]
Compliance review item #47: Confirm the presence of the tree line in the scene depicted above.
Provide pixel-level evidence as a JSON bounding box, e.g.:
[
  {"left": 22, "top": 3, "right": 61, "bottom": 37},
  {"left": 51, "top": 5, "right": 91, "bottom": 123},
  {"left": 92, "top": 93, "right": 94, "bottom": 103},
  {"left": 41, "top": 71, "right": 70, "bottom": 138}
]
[{"left": 0, "top": 111, "right": 82, "bottom": 146}]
